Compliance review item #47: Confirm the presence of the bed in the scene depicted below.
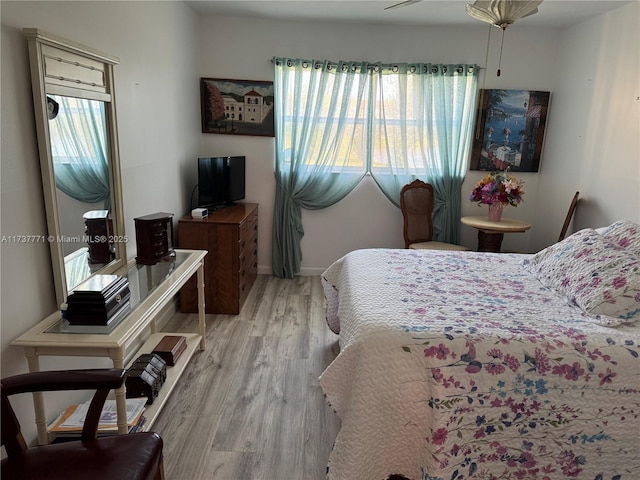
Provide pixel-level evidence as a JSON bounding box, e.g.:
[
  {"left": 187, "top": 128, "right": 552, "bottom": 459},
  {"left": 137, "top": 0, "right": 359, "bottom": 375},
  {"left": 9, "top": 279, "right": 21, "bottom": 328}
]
[{"left": 319, "top": 221, "right": 640, "bottom": 480}]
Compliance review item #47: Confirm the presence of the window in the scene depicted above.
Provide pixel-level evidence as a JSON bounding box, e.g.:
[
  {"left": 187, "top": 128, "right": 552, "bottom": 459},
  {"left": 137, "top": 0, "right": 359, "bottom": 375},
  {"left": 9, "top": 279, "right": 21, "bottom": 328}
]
[{"left": 275, "top": 60, "right": 478, "bottom": 178}]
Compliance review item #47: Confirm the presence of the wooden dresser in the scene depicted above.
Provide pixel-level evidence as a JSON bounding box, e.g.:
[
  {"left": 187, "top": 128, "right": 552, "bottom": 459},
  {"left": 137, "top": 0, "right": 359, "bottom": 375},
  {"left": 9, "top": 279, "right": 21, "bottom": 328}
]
[{"left": 178, "top": 203, "right": 258, "bottom": 314}]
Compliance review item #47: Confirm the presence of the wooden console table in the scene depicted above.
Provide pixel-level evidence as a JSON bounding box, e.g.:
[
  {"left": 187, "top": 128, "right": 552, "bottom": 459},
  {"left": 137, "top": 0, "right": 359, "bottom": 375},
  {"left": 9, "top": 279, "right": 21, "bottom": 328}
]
[
  {"left": 11, "top": 249, "right": 207, "bottom": 444},
  {"left": 461, "top": 216, "right": 531, "bottom": 252}
]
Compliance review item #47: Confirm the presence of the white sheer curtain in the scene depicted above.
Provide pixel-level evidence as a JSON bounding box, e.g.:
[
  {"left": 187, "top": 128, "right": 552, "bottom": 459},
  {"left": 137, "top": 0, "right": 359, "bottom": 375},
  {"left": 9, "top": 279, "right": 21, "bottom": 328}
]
[{"left": 49, "top": 95, "right": 111, "bottom": 206}]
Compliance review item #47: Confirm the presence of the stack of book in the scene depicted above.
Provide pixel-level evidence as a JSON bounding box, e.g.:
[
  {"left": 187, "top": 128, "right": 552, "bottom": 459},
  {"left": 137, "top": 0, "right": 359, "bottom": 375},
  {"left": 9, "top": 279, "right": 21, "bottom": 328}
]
[{"left": 48, "top": 397, "right": 147, "bottom": 442}]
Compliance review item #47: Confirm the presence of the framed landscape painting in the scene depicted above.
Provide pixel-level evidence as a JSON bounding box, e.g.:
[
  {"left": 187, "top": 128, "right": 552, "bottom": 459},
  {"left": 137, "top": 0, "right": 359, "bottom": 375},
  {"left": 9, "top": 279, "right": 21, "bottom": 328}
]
[
  {"left": 470, "top": 89, "right": 550, "bottom": 172},
  {"left": 201, "top": 78, "right": 274, "bottom": 136}
]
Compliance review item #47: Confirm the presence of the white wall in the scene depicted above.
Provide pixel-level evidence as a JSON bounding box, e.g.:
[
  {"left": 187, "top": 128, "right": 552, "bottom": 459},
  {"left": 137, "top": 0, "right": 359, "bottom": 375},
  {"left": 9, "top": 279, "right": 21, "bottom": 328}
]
[
  {"left": 1, "top": 0, "right": 200, "bottom": 444},
  {"left": 198, "top": 15, "right": 561, "bottom": 273},
  {"left": 530, "top": 1, "right": 640, "bottom": 251}
]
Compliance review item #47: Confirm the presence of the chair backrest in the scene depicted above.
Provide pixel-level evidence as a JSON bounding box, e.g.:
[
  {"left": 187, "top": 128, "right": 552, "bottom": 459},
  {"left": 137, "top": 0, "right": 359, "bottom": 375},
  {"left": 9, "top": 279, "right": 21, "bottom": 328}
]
[
  {"left": 2, "top": 369, "right": 125, "bottom": 457},
  {"left": 1, "top": 381, "right": 29, "bottom": 456},
  {"left": 558, "top": 191, "right": 580, "bottom": 242},
  {"left": 400, "top": 179, "right": 435, "bottom": 248}
]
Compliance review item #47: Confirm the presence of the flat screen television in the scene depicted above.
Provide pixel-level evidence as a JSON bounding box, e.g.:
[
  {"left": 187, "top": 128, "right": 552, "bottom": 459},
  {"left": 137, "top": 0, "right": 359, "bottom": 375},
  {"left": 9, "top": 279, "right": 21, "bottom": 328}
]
[{"left": 197, "top": 156, "right": 245, "bottom": 210}]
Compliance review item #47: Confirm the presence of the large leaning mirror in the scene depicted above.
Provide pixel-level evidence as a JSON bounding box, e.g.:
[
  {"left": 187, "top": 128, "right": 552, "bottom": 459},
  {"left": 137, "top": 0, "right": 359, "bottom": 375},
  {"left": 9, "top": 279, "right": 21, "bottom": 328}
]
[{"left": 24, "top": 28, "right": 127, "bottom": 305}]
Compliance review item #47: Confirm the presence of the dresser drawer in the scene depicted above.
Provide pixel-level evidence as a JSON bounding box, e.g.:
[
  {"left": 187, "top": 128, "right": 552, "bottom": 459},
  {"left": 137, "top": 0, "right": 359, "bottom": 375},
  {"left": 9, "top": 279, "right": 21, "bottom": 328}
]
[
  {"left": 239, "top": 209, "right": 258, "bottom": 241},
  {"left": 239, "top": 247, "right": 257, "bottom": 308},
  {"left": 239, "top": 225, "right": 258, "bottom": 255}
]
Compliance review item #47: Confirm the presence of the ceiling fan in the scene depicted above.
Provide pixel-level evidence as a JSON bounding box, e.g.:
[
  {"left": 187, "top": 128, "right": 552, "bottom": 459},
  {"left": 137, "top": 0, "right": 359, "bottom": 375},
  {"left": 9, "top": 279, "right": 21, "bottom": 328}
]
[
  {"left": 465, "top": 0, "right": 543, "bottom": 29},
  {"left": 466, "top": 1, "right": 543, "bottom": 76},
  {"left": 384, "top": 0, "right": 542, "bottom": 22},
  {"left": 384, "top": 0, "right": 543, "bottom": 76}
]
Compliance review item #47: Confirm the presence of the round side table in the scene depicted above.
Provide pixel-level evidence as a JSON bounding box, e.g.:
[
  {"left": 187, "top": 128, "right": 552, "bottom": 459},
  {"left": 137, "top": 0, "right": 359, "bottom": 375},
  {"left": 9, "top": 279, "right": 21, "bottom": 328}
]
[{"left": 461, "top": 215, "right": 531, "bottom": 252}]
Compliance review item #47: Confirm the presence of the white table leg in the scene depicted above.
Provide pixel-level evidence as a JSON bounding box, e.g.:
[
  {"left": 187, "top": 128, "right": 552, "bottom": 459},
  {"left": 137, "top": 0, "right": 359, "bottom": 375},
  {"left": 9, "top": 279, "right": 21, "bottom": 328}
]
[
  {"left": 109, "top": 347, "right": 128, "bottom": 434},
  {"left": 197, "top": 262, "right": 206, "bottom": 350},
  {"left": 25, "top": 347, "right": 48, "bottom": 445}
]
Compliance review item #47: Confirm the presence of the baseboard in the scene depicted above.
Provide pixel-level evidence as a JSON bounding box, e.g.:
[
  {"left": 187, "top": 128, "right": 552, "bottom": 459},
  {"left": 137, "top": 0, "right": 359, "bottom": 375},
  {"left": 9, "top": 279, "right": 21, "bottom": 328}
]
[{"left": 258, "top": 264, "right": 326, "bottom": 277}]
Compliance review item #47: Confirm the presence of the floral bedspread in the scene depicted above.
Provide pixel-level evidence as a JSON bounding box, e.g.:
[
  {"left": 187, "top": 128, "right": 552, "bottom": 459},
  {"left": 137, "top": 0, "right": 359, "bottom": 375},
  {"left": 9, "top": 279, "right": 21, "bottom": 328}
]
[{"left": 319, "top": 249, "right": 640, "bottom": 480}]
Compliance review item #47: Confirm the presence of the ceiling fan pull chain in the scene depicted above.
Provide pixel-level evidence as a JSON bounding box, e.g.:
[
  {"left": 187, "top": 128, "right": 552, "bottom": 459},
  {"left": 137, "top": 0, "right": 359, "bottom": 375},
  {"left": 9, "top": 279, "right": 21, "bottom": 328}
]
[
  {"left": 475, "top": 24, "right": 492, "bottom": 140},
  {"left": 497, "top": 27, "right": 506, "bottom": 77}
]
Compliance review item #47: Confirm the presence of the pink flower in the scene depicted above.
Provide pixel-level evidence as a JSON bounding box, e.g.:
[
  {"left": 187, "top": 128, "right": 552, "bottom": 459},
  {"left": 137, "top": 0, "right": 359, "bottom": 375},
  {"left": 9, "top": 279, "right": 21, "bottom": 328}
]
[
  {"left": 598, "top": 368, "right": 616, "bottom": 386},
  {"left": 431, "top": 427, "right": 448, "bottom": 445},
  {"left": 424, "top": 343, "right": 450, "bottom": 360},
  {"left": 534, "top": 348, "right": 551, "bottom": 374},
  {"left": 487, "top": 348, "right": 503, "bottom": 359},
  {"left": 612, "top": 276, "right": 627, "bottom": 289},
  {"left": 551, "top": 363, "right": 584, "bottom": 381},
  {"left": 504, "top": 354, "right": 520, "bottom": 372},
  {"left": 486, "top": 363, "right": 506, "bottom": 375}
]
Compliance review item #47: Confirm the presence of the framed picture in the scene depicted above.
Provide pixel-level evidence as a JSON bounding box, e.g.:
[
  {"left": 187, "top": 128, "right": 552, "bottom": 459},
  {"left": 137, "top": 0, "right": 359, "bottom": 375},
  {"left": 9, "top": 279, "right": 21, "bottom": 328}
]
[
  {"left": 470, "top": 89, "right": 550, "bottom": 172},
  {"left": 201, "top": 78, "right": 274, "bottom": 137}
]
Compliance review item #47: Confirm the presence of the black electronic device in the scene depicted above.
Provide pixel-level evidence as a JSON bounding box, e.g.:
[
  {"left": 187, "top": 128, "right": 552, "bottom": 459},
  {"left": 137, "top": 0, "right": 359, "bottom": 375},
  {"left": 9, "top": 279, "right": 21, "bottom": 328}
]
[{"left": 197, "top": 156, "right": 245, "bottom": 210}]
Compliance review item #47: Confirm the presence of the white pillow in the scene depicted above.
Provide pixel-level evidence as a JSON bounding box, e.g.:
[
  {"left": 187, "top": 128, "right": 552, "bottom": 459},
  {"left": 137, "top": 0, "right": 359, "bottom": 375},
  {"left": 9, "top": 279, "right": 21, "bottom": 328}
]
[{"left": 523, "top": 229, "right": 640, "bottom": 326}]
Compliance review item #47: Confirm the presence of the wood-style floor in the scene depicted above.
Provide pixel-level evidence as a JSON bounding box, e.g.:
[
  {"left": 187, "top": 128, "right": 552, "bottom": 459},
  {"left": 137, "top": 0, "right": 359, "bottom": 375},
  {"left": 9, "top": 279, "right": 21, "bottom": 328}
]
[{"left": 153, "top": 274, "right": 341, "bottom": 480}]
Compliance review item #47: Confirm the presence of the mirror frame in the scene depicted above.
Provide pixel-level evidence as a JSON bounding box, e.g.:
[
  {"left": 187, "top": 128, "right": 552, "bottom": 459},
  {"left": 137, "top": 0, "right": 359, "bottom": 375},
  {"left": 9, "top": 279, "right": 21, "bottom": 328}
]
[{"left": 24, "top": 28, "right": 127, "bottom": 305}]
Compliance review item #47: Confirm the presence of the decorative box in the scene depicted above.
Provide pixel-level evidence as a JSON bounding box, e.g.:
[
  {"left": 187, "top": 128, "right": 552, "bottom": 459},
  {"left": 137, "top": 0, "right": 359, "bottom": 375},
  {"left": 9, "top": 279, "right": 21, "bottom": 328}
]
[
  {"left": 125, "top": 353, "right": 167, "bottom": 405},
  {"left": 125, "top": 365, "right": 162, "bottom": 405},
  {"left": 134, "top": 212, "right": 175, "bottom": 265},
  {"left": 151, "top": 335, "right": 187, "bottom": 366},
  {"left": 134, "top": 353, "right": 167, "bottom": 384},
  {"left": 66, "top": 274, "right": 130, "bottom": 325},
  {"left": 83, "top": 210, "right": 113, "bottom": 264}
]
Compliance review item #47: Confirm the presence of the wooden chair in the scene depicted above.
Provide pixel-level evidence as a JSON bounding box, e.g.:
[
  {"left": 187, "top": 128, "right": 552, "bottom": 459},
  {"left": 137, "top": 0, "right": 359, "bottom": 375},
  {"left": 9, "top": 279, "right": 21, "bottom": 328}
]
[
  {"left": 400, "top": 179, "right": 470, "bottom": 251},
  {"left": 1, "top": 369, "right": 164, "bottom": 480},
  {"left": 558, "top": 191, "right": 580, "bottom": 242}
]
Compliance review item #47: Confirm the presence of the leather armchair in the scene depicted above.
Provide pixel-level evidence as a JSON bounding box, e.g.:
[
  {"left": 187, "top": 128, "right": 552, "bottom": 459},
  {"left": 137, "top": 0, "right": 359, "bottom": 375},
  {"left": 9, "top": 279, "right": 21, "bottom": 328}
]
[{"left": 1, "top": 368, "right": 164, "bottom": 480}]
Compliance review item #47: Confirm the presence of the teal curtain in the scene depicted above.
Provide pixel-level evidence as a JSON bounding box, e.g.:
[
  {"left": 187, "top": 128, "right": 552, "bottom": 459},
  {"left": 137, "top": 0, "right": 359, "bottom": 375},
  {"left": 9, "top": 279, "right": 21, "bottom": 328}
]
[
  {"left": 272, "top": 58, "right": 368, "bottom": 278},
  {"left": 369, "top": 64, "right": 478, "bottom": 243},
  {"left": 272, "top": 58, "right": 479, "bottom": 277},
  {"left": 49, "top": 95, "right": 111, "bottom": 207}
]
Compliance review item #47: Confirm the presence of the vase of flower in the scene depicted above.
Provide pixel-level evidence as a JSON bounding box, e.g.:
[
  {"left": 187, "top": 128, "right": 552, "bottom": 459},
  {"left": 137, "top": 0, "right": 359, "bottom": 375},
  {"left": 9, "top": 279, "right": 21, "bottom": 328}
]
[
  {"left": 488, "top": 203, "right": 504, "bottom": 222},
  {"left": 469, "top": 170, "right": 525, "bottom": 221}
]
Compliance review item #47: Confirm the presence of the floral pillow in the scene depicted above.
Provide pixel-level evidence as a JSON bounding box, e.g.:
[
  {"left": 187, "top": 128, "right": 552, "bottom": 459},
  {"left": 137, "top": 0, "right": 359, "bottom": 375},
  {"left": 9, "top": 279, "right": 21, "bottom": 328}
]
[
  {"left": 523, "top": 229, "right": 640, "bottom": 326},
  {"left": 522, "top": 228, "right": 602, "bottom": 279},
  {"left": 600, "top": 220, "right": 640, "bottom": 256}
]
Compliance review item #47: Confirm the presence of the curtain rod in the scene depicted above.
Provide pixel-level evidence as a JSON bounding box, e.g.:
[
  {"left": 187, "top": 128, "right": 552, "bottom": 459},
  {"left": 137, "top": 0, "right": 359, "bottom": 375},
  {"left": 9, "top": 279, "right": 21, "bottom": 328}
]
[{"left": 270, "top": 58, "right": 484, "bottom": 69}]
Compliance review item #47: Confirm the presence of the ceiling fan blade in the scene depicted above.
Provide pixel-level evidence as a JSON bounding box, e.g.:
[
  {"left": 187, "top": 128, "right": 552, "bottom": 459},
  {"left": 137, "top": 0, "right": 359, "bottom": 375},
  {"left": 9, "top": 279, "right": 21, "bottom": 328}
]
[
  {"left": 384, "top": 0, "right": 422, "bottom": 11},
  {"left": 465, "top": 0, "right": 543, "bottom": 28}
]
